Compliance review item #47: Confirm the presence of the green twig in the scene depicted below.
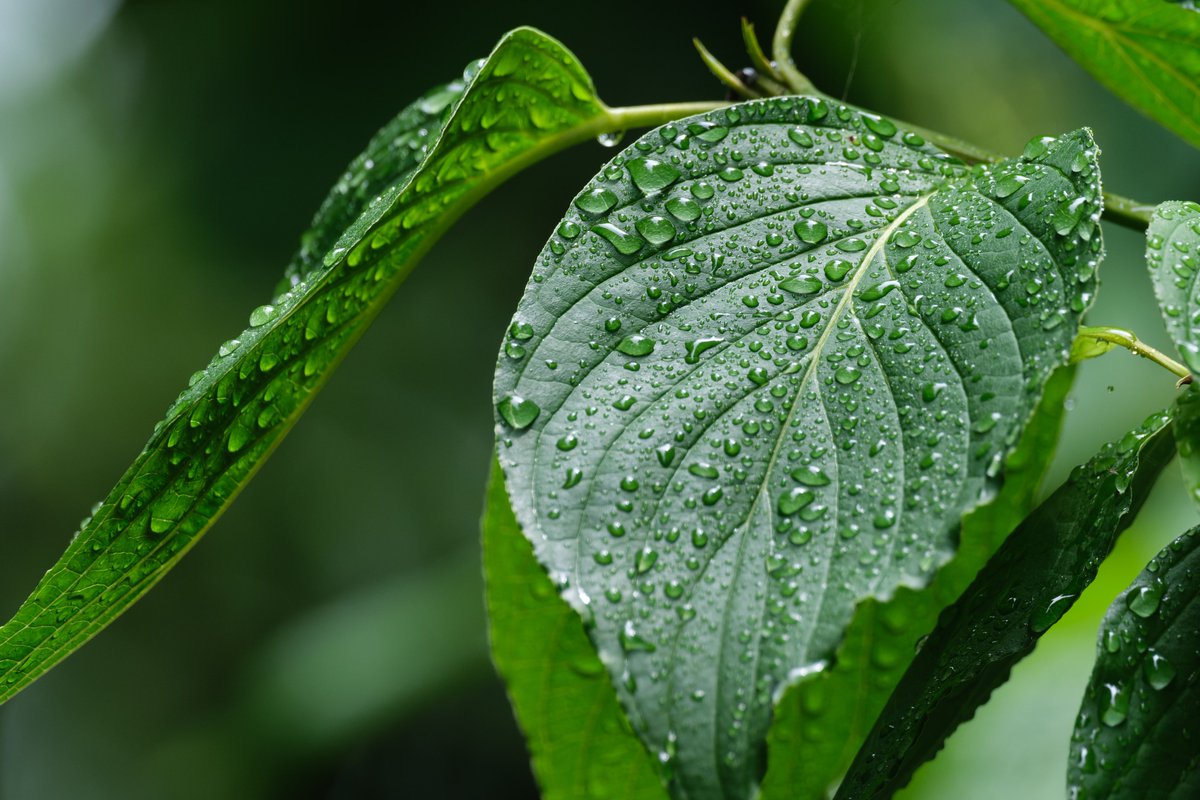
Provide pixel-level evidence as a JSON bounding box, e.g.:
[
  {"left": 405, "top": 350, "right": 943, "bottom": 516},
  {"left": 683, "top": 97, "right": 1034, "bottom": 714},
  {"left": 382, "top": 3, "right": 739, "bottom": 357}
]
[
  {"left": 883, "top": 116, "right": 1155, "bottom": 233},
  {"left": 692, "top": 39, "right": 761, "bottom": 99},
  {"left": 1073, "top": 325, "right": 1192, "bottom": 383},
  {"left": 604, "top": 100, "right": 731, "bottom": 132},
  {"left": 742, "top": 18, "right": 784, "bottom": 83},
  {"left": 772, "top": 0, "right": 818, "bottom": 93}
]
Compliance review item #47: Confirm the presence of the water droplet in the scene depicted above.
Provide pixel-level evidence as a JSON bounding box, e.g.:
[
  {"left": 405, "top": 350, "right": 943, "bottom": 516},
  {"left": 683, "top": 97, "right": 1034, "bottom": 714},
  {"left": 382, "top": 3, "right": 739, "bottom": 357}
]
[
  {"left": 616, "top": 334, "right": 655, "bottom": 357},
  {"left": 1100, "top": 682, "right": 1129, "bottom": 727},
  {"left": 1144, "top": 650, "right": 1176, "bottom": 690},
  {"left": 628, "top": 157, "right": 681, "bottom": 194},
  {"left": 834, "top": 367, "right": 861, "bottom": 385},
  {"left": 636, "top": 215, "right": 677, "bottom": 245},
  {"left": 684, "top": 336, "right": 723, "bottom": 364},
  {"left": 635, "top": 547, "right": 658, "bottom": 574},
  {"left": 778, "top": 487, "right": 815, "bottom": 516},
  {"left": 249, "top": 305, "right": 277, "bottom": 327},
  {"left": 594, "top": 223, "right": 644, "bottom": 255},
  {"left": 795, "top": 219, "right": 829, "bottom": 245},
  {"left": 824, "top": 260, "right": 852, "bottom": 282},
  {"left": 576, "top": 187, "right": 618, "bottom": 215},
  {"left": 597, "top": 130, "right": 625, "bottom": 148},
  {"left": 497, "top": 394, "right": 540, "bottom": 429},
  {"left": 779, "top": 276, "right": 822, "bottom": 295},
  {"left": 1127, "top": 582, "right": 1163, "bottom": 618},
  {"left": 791, "top": 465, "right": 831, "bottom": 486}
]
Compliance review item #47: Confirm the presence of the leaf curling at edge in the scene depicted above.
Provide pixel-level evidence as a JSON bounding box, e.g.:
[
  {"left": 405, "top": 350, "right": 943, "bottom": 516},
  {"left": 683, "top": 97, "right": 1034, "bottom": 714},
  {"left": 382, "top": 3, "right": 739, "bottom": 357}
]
[
  {"left": 493, "top": 94, "right": 1104, "bottom": 800},
  {"left": 1008, "top": 0, "right": 1200, "bottom": 148},
  {"left": 833, "top": 409, "right": 1178, "bottom": 800},
  {"left": 483, "top": 456, "right": 668, "bottom": 800},
  {"left": 0, "top": 26, "right": 607, "bottom": 704},
  {"left": 1144, "top": 200, "right": 1200, "bottom": 505},
  {"left": 1068, "top": 525, "right": 1200, "bottom": 800},
  {"left": 758, "top": 363, "right": 1076, "bottom": 800}
]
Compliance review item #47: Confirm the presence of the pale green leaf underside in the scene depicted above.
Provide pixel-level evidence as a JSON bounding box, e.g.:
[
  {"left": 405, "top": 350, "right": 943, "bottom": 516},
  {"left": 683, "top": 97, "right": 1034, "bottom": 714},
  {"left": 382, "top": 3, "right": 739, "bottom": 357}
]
[
  {"left": 835, "top": 410, "right": 1176, "bottom": 800},
  {"left": 484, "top": 457, "right": 667, "bottom": 800},
  {"left": 493, "top": 95, "right": 1102, "bottom": 800},
  {"left": 1008, "top": 0, "right": 1200, "bottom": 148},
  {"left": 759, "top": 364, "right": 1075, "bottom": 800},
  {"left": 1069, "top": 526, "right": 1200, "bottom": 799},
  {"left": 0, "top": 27, "right": 605, "bottom": 703},
  {"left": 1145, "top": 201, "right": 1200, "bottom": 506}
]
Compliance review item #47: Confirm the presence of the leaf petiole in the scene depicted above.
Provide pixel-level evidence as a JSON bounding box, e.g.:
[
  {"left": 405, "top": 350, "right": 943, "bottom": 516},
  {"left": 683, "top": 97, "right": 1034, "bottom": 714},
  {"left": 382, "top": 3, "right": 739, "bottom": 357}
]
[{"left": 1072, "top": 325, "right": 1192, "bottom": 383}]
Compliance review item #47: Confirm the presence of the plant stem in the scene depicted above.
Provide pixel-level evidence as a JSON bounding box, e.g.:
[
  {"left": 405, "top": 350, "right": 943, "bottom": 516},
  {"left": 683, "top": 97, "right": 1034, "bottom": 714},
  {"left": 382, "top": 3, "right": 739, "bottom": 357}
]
[
  {"left": 604, "top": 101, "right": 730, "bottom": 132},
  {"left": 772, "top": 0, "right": 818, "bottom": 94},
  {"left": 883, "top": 115, "right": 1155, "bottom": 233},
  {"left": 1073, "top": 325, "right": 1192, "bottom": 381},
  {"left": 692, "top": 39, "right": 762, "bottom": 99}
]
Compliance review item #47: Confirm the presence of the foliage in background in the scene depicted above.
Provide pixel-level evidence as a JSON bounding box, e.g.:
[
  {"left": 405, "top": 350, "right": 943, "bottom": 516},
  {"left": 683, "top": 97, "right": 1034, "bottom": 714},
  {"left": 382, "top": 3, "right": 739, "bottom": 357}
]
[{"left": 0, "top": 1, "right": 1195, "bottom": 800}]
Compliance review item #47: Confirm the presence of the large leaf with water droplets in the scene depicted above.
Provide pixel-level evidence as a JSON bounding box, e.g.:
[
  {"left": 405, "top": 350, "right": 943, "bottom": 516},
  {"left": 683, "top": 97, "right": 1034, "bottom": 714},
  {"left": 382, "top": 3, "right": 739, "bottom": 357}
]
[
  {"left": 1144, "top": 201, "right": 1200, "bottom": 505},
  {"left": 834, "top": 411, "right": 1176, "bottom": 800},
  {"left": 484, "top": 457, "right": 667, "bottom": 800},
  {"left": 1068, "top": 525, "right": 1200, "bottom": 799},
  {"left": 493, "top": 93, "right": 1103, "bottom": 800},
  {"left": 0, "top": 27, "right": 607, "bottom": 704},
  {"left": 1008, "top": 0, "right": 1200, "bottom": 148},
  {"left": 759, "top": 364, "right": 1075, "bottom": 800}
]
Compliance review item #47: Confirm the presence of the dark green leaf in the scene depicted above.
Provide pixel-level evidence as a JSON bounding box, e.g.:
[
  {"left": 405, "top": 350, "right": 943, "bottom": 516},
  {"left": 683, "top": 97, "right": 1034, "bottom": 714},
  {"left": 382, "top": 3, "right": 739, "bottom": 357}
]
[
  {"left": 493, "top": 95, "right": 1103, "bottom": 800},
  {"left": 759, "top": 365, "right": 1075, "bottom": 800},
  {"left": 483, "top": 457, "right": 667, "bottom": 800},
  {"left": 1068, "top": 526, "right": 1200, "bottom": 799},
  {"left": 834, "top": 410, "right": 1176, "bottom": 800},
  {"left": 0, "top": 27, "right": 606, "bottom": 704},
  {"left": 1008, "top": 0, "right": 1200, "bottom": 148}
]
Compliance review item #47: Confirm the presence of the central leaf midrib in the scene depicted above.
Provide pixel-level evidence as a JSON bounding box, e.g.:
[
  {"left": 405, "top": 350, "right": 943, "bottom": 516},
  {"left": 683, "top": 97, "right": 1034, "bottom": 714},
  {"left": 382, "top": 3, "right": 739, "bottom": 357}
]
[{"left": 666, "top": 194, "right": 934, "bottom": 796}]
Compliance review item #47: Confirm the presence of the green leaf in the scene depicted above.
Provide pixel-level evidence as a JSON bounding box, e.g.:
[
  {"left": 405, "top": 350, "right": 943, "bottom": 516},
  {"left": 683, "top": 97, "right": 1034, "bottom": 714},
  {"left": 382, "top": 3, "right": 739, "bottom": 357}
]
[
  {"left": 1008, "top": 0, "right": 1200, "bottom": 148},
  {"left": 0, "top": 27, "right": 607, "bottom": 704},
  {"left": 493, "top": 94, "right": 1103, "bottom": 800},
  {"left": 759, "top": 364, "right": 1075, "bottom": 800},
  {"left": 1146, "top": 200, "right": 1200, "bottom": 371},
  {"left": 1144, "top": 200, "right": 1200, "bottom": 504},
  {"left": 833, "top": 410, "right": 1177, "bottom": 800},
  {"left": 1068, "top": 525, "right": 1200, "bottom": 799},
  {"left": 483, "top": 456, "right": 667, "bottom": 800}
]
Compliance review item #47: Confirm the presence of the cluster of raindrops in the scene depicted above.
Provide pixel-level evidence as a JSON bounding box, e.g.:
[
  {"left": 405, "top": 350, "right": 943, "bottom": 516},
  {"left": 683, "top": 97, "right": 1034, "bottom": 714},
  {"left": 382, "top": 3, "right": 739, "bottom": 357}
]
[
  {"left": 1145, "top": 200, "right": 1200, "bottom": 373},
  {"left": 1068, "top": 526, "right": 1200, "bottom": 796},
  {"left": 494, "top": 93, "right": 1105, "bottom": 797},
  {"left": 0, "top": 32, "right": 608, "bottom": 694}
]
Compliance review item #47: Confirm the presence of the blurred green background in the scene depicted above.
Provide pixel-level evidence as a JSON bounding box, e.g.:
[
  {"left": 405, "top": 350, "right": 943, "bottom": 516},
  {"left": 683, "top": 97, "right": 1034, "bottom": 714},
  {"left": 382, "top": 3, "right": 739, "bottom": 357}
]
[{"left": 0, "top": 0, "right": 1196, "bottom": 797}]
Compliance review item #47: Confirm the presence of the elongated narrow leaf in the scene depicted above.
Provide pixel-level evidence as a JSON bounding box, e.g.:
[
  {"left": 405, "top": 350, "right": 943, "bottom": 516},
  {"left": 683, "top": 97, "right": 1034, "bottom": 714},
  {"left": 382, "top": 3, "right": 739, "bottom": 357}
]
[
  {"left": 834, "top": 410, "right": 1176, "bottom": 800},
  {"left": 493, "top": 93, "right": 1103, "bottom": 800},
  {"left": 1145, "top": 201, "right": 1200, "bottom": 504},
  {"left": 1068, "top": 526, "right": 1200, "bottom": 799},
  {"left": 1008, "top": 0, "right": 1200, "bottom": 148},
  {"left": 759, "top": 364, "right": 1075, "bottom": 800},
  {"left": 0, "top": 27, "right": 607, "bottom": 703},
  {"left": 484, "top": 458, "right": 667, "bottom": 800}
]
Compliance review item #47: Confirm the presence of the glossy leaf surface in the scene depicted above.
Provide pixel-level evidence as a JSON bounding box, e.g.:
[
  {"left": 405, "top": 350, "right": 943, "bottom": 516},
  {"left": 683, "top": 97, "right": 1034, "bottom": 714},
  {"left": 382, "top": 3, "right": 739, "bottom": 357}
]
[
  {"left": 1009, "top": 0, "right": 1200, "bottom": 148},
  {"left": 1145, "top": 200, "right": 1200, "bottom": 505},
  {"left": 1068, "top": 526, "right": 1200, "bottom": 799},
  {"left": 835, "top": 410, "right": 1176, "bottom": 800},
  {"left": 484, "top": 458, "right": 667, "bottom": 800},
  {"left": 0, "top": 27, "right": 606, "bottom": 703},
  {"left": 494, "top": 95, "right": 1103, "bottom": 799},
  {"left": 759, "top": 365, "right": 1076, "bottom": 799}
]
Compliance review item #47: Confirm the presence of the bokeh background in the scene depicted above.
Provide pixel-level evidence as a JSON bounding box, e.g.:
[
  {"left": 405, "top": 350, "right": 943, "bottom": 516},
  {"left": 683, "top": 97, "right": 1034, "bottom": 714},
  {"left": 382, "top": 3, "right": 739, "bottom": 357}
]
[{"left": 0, "top": 0, "right": 1196, "bottom": 797}]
